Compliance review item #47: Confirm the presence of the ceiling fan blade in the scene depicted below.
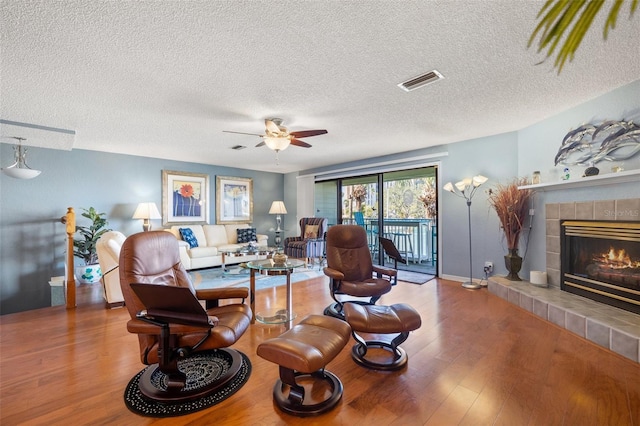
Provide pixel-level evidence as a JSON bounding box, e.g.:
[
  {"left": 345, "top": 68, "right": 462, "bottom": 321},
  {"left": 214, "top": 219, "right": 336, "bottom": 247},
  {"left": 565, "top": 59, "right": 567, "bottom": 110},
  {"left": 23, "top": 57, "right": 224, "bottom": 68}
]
[
  {"left": 223, "top": 130, "right": 264, "bottom": 137},
  {"left": 290, "top": 138, "right": 312, "bottom": 148},
  {"left": 255, "top": 141, "right": 266, "bottom": 147},
  {"left": 289, "top": 129, "right": 328, "bottom": 138}
]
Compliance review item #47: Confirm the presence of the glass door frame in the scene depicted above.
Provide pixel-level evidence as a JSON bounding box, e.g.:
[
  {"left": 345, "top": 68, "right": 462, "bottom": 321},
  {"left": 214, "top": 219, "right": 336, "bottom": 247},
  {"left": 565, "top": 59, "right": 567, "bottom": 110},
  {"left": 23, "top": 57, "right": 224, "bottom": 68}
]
[{"left": 315, "top": 165, "right": 438, "bottom": 276}]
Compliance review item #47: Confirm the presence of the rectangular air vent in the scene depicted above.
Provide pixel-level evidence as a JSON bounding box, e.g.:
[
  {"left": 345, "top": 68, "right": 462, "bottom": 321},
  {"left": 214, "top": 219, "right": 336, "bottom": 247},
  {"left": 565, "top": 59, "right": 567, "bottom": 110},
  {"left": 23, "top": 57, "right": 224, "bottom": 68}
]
[{"left": 397, "top": 70, "right": 444, "bottom": 92}]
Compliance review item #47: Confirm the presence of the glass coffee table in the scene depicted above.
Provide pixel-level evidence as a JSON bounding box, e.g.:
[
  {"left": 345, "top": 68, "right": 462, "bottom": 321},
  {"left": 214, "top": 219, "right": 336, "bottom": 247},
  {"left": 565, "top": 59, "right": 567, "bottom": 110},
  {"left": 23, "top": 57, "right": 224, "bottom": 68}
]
[
  {"left": 245, "top": 258, "right": 305, "bottom": 330},
  {"left": 221, "top": 246, "right": 276, "bottom": 271}
]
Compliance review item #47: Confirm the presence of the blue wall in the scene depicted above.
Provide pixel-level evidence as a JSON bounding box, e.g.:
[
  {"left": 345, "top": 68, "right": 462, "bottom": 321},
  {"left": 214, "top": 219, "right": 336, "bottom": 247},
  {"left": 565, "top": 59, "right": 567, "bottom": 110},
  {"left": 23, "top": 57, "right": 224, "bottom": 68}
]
[
  {"left": 2, "top": 80, "right": 638, "bottom": 314},
  {"left": 297, "top": 79, "right": 640, "bottom": 282},
  {"left": 440, "top": 132, "right": 519, "bottom": 281},
  {"left": 517, "top": 80, "right": 640, "bottom": 275},
  {"left": 0, "top": 148, "right": 283, "bottom": 314}
]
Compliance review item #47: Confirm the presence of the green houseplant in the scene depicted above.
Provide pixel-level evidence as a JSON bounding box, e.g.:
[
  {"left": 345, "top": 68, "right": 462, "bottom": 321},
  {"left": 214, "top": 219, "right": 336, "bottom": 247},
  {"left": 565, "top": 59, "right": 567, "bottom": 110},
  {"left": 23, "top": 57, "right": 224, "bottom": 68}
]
[
  {"left": 487, "top": 178, "right": 534, "bottom": 280},
  {"left": 73, "top": 207, "right": 111, "bottom": 283}
]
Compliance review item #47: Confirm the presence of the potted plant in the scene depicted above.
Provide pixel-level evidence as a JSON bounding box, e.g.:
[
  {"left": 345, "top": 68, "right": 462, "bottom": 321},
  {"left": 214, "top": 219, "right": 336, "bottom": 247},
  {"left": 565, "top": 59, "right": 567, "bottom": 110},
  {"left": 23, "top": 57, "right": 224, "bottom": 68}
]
[
  {"left": 487, "top": 177, "right": 534, "bottom": 280},
  {"left": 73, "top": 207, "right": 111, "bottom": 284}
]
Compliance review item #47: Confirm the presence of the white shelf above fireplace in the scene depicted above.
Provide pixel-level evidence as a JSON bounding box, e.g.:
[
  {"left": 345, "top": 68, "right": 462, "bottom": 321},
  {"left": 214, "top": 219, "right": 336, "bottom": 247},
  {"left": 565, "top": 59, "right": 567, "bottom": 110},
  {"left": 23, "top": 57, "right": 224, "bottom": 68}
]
[{"left": 518, "top": 169, "right": 640, "bottom": 191}]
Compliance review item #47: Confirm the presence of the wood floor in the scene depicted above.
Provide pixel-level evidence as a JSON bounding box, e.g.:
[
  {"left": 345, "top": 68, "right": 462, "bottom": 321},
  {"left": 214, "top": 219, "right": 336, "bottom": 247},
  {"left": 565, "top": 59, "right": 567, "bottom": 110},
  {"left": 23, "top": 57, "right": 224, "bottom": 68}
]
[{"left": 1, "top": 276, "right": 639, "bottom": 425}]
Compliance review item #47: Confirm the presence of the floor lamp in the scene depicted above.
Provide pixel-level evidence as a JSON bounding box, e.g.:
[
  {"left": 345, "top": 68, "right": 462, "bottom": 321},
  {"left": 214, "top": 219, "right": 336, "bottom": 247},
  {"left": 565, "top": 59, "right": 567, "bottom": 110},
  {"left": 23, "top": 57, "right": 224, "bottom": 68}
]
[{"left": 443, "top": 175, "right": 488, "bottom": 289}]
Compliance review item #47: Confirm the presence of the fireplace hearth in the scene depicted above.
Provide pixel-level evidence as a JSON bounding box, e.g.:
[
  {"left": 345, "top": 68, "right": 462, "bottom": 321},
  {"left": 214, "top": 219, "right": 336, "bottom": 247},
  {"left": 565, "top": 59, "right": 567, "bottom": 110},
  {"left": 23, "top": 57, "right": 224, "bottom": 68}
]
[{"left": 561, "top": 220, "right": 640, "bottom": 315}]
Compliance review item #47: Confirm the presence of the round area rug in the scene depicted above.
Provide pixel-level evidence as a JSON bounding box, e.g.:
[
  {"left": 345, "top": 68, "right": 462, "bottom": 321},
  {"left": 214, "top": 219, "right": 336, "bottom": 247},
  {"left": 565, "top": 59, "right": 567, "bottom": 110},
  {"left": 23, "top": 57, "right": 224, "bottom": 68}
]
[{"left": 124, "top": 350, "right": 251, "bottom": 417}]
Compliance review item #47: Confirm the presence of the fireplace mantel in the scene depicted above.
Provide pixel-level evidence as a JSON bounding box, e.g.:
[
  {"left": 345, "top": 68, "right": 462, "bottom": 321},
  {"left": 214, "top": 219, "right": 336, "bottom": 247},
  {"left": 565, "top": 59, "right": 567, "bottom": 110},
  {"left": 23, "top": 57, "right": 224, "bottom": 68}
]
[{"left": 518, "top": 168, "right": 639, "bottom": 192}]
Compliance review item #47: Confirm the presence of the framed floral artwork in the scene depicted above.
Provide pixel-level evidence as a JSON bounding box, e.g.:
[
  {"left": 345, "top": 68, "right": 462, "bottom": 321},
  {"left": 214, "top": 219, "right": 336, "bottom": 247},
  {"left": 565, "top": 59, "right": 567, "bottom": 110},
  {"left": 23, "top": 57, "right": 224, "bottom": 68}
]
[
  {"left": 162, "top": 170, "right": 210, "bottom": 225},
  {"left": 216, "top": 176, "right": 253, "bottom": 224}
]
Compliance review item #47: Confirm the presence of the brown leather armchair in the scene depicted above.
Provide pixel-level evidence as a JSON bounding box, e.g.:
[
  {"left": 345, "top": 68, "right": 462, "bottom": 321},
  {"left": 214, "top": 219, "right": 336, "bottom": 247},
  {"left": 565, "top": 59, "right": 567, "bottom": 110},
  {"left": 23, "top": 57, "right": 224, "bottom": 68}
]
[
  {"left": 119, "top": 231, "right": 252, "bottom": 403},
  {"left": 323, "top": 225, "right": 395, "bottom": 318}
]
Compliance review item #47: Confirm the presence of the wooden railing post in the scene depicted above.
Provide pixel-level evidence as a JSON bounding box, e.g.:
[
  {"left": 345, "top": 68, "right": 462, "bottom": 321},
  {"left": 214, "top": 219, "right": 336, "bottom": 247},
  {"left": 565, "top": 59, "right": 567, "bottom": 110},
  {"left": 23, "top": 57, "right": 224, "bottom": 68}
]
[{"left": 64, "top": 207, "right": 76, "bottom": 309}]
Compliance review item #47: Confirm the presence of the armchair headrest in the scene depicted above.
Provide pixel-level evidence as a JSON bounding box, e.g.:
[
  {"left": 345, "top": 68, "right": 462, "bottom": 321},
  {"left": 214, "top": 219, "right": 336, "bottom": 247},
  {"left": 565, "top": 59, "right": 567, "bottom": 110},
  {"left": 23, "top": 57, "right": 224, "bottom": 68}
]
[
  {"left": 327, "top": 224, "right": 368, "bottom": 249},
  {"left": 298, "top": 217, "right": 328, "bottom": 238},
  {"left": 325, "top": 225, "right": 373, "bottom": 281},
  {"left": 120, "top": 231, "right": 194, "bottom": 320},
  {"left": 120, "top": 231, "right": 184, "bottom": 277}
]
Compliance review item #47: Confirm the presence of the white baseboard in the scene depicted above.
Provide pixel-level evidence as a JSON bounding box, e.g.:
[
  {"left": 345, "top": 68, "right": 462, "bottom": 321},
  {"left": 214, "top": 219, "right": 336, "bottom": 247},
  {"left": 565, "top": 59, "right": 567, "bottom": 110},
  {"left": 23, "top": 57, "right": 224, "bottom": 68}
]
[{"left": 440, "top": 274, "right": 482, "bottom": 285}]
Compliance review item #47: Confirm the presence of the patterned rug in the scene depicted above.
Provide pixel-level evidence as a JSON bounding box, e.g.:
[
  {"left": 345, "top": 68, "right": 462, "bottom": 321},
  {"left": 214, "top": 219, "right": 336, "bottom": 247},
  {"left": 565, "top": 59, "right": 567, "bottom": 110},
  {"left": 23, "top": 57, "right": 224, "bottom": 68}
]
[
  {"left": 124, "top": 350, "right": 251, "bottom": 417},
  {"left": 189, "top": 265, "right": 325, "bottom": 291}
]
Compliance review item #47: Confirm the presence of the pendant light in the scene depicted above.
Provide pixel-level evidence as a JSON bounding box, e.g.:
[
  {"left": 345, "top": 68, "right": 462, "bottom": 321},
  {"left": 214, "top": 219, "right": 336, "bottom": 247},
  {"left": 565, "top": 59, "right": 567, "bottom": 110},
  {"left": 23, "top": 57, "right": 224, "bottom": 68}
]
[{"left": 2, "top": 137, "right": 41, "bottom": 179}]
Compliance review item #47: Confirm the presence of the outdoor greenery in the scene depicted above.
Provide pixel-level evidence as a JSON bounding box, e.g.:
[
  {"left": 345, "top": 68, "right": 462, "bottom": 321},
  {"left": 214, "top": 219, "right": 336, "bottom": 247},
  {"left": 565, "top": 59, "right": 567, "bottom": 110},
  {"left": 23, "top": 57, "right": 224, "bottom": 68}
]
[
  {"left": 73, "top": 207, "right": 111, "bottom": 265},
  {"left": 529, "top": 0, "right": 638, "bottom": 73},
  {"left": 418, "top": 181, "right": 437, "bottom": 218},
  {"left": 342, "top": 176, "right": 437, "bottom": 220}
]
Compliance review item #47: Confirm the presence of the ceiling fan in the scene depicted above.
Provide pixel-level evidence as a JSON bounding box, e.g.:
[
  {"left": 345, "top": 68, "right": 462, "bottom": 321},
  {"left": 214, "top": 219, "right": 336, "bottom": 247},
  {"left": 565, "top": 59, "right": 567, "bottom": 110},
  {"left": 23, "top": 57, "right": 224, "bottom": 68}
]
[{"left": 223, "top": 118, "right": 328, "bottom": 152}]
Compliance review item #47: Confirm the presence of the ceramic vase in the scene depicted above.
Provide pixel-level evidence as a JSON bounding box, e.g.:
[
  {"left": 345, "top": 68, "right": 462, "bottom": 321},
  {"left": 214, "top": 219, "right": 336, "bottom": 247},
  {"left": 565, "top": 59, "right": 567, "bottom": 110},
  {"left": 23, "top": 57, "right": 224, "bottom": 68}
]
[
  {"left": 75, "top": 264, "right": 102, "bottom": 284},
  {"left": 504, "top": 248, "right": 522, "bottom": 281}
]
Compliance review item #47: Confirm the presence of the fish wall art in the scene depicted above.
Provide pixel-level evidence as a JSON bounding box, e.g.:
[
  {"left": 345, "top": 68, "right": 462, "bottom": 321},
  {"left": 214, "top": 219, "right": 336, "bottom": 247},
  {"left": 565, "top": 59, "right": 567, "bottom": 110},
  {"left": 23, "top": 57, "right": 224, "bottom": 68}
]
[{"left": 554, "top": 120, "right": 640, "bottom": 170}]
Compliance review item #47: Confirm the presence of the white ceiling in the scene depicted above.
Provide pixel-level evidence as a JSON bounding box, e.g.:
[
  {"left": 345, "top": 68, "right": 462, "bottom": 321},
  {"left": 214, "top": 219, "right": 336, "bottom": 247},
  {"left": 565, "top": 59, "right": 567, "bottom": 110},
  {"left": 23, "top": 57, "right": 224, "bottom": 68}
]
[{"left": 1, "top": 1, "right": 639, "bottom": 173}]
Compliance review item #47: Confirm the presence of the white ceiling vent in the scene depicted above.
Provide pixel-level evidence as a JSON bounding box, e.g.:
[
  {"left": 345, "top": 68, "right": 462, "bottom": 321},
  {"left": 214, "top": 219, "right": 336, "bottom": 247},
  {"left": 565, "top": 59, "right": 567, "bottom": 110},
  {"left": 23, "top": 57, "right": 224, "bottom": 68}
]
[{"left": 397, "top": 70, "right": 444, "bottom": 92}]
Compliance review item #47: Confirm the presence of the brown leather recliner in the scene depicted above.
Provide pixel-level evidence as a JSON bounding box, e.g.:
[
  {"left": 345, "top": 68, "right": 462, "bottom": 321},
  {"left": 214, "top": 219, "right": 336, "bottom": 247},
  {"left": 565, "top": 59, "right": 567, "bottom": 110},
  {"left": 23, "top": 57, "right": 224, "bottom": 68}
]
[
  {"left": 119, "top": 231, "right": 252, "bottom": 403},
  {"left": 323, "top": 225, "right": 395, "bottom": 318}
]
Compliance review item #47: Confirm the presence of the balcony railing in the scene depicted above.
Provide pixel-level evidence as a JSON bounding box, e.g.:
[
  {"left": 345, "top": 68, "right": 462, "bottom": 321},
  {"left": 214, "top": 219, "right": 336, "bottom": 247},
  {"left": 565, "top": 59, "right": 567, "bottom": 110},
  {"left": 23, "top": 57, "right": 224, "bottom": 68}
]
[{"left": 344, "top": 217, "right": 436, "bottom": 263}]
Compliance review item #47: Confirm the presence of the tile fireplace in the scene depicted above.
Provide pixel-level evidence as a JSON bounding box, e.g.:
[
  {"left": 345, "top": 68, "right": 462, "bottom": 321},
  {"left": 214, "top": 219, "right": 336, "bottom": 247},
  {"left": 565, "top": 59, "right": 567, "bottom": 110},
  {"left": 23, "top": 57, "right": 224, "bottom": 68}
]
[
  {"left": 561, "top": 220, "right": 640, "bottom": 315},
  {"left": 490, "top": 197, "right": 640, "bottom": 363}
]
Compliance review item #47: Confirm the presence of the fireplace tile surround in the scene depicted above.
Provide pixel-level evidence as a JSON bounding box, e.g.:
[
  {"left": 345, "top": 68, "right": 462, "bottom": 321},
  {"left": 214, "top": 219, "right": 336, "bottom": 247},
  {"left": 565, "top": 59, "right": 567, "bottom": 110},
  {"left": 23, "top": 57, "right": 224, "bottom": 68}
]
[
  {"left": 488, "top": 197, "right": 640, "bottom": 363},
  {"left": 545, "top": 198, "right": 640, "bottom": 288}
]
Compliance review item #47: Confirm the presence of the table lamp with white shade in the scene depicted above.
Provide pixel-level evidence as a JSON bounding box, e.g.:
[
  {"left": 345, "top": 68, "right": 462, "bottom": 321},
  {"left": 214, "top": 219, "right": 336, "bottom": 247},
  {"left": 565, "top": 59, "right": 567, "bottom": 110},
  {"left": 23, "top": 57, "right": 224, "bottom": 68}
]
[
  {"left": 269, "top": 201, "right": 287, "bottom": 232},
  {"left": 133, "top": 202, "right": 161, "bottom": 232}
]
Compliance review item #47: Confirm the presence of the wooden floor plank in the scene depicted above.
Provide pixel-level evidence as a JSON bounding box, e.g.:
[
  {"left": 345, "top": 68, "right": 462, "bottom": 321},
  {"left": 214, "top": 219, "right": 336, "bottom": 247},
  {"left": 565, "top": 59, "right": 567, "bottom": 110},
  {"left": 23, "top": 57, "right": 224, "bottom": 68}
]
[{"left": 1, "top": 276, "right": 639, "bottom": 425}]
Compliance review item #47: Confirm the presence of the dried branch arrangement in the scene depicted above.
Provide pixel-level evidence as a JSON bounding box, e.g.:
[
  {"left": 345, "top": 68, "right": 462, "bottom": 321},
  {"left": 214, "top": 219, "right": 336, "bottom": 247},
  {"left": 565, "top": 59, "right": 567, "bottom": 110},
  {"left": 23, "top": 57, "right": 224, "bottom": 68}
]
[{"left": 487, "top": 177, "right": 534, "bottom": 250}]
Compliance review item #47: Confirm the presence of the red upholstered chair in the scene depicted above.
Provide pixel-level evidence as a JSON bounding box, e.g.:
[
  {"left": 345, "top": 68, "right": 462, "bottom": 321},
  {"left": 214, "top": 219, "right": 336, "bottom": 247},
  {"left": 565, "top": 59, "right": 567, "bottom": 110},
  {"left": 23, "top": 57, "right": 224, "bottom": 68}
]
[
  {"left": 283, "top": 217, "right": 328, "bottom": 260},
  {"left": 119, "top": 231, "right": 251, "bottom": 403},
  {"left": 323, "top": 225, "right": 395, "bottom": 318}
]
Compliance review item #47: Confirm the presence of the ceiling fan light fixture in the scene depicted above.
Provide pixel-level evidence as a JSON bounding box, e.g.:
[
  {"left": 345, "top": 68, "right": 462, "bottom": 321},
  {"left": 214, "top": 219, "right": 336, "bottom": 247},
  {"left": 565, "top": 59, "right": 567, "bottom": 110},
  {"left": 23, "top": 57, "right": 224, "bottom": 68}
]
[
  {"left": 398, "top": 69, "right": 444, "bottom": 92},
  {"left": 264, "top": 136, "right": 290, "bottom": 152}
]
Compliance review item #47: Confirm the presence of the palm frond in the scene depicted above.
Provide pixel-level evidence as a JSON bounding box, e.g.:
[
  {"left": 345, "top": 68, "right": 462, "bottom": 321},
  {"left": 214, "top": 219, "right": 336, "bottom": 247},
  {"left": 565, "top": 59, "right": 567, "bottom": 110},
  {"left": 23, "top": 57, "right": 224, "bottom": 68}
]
[{"left": 529, "top": 0, "right": 637, "bottom": 74}]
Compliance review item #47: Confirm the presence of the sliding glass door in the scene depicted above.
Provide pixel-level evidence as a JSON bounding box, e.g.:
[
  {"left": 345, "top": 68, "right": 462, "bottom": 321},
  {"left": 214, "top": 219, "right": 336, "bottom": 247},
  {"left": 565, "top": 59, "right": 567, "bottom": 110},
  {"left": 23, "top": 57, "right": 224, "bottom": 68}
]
[
  {"left": 314, "top": 166, "right": 437, "bottom": 276},
  {"left": 381, "top": 169, "right": 437, "bottom": 274}
]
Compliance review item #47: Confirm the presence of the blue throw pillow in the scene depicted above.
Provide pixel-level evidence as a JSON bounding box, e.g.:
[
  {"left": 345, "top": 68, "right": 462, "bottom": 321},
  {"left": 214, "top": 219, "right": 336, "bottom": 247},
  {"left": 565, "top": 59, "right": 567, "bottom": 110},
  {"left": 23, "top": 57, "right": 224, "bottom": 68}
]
[
  {"left": 237, "top": 227, "right": 257, "bottom": 243},
  {"left": 179, "top": 228, "right": 199, "bottom": 248}
]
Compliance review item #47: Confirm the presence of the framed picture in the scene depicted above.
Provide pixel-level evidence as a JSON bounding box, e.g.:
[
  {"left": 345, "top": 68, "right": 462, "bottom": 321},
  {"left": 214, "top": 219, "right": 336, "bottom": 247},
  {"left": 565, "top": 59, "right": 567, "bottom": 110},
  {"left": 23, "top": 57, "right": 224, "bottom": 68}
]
[
  {"left": 162, "top": 170, "right": 210, "bottom": 225},
  {"left": 216, "top": 176, "right": 253, "bottom": 224}
]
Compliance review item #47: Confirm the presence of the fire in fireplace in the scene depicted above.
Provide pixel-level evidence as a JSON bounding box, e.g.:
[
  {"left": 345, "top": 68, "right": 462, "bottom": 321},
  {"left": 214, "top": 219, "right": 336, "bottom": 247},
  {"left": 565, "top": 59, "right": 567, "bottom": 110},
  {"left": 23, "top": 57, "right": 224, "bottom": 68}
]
[{"left": 561, "top": 220, "right": 640, "bottom": 315}]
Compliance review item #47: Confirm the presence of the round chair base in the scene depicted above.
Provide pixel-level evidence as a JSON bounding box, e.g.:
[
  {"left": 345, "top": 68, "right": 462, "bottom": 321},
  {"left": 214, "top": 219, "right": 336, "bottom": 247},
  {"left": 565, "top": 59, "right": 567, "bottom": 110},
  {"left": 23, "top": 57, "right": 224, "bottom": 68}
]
[
  {"left": 273, "top": 370, "right": 344, "bottom": 417},
  {"left": 323, "top": 301, "right": 372, "bottom": 319},
  {"left": 323, "top": 302, "right": 343, "bottom": 319},
  {"left": 351, "top": 341, "right": 408, "bottom": 371},
  {"left": 138, "top": 348, "right": 243, "bottom": 403}
]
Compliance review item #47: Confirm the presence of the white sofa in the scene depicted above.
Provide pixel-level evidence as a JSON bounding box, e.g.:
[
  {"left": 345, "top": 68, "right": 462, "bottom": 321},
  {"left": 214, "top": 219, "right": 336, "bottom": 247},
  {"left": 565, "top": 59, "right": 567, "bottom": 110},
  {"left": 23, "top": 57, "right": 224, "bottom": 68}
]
[{"left": 165, "top": 224, "right": 268, "bottom": 270}]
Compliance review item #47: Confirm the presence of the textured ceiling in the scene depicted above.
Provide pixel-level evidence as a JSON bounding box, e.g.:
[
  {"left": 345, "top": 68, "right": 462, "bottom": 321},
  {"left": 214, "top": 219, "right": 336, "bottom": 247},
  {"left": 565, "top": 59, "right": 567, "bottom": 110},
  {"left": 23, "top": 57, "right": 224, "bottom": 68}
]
[{"left": 1, "top": 1, "right": 639, "bottom": 173}]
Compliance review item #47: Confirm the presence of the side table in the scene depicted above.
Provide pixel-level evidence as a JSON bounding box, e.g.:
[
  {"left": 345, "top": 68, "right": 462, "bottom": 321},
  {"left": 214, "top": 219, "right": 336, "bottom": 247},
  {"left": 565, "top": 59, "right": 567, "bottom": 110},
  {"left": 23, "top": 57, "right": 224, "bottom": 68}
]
[{"left": 245, "top": 258, "right": 305, "bottom": 330}]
